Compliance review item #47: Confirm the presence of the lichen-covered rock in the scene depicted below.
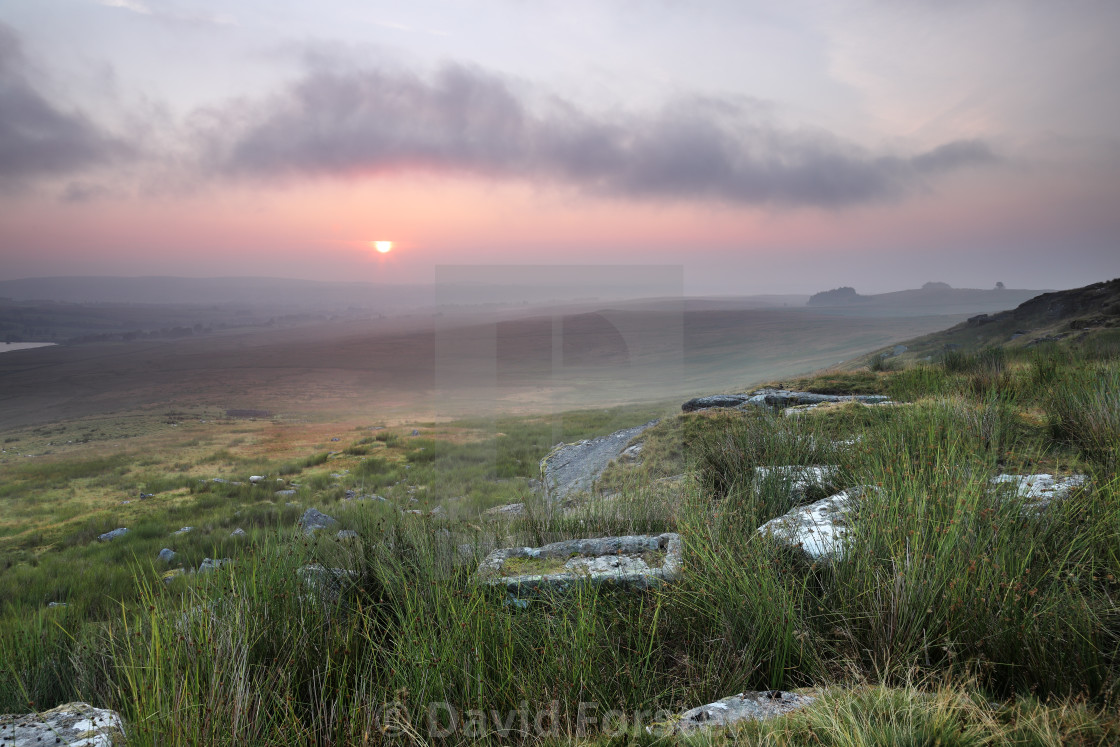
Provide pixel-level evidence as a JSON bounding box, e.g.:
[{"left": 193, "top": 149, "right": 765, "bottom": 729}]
[
  {"left": 300, "top": 507, "right": 337, "bottom": 535},
  {"left": 484, "top": 502, "right": 525, "bottom": 517},
  {"left": 0, "top": 701, "right": 126, "bottom": 745},
  {"left": 758, "top": 487, "right": 880, "bottom": 561},
  {"left": 541, "top": 420, "right": 659, "bottom": 502},
  {"left": 990, "top": 473, "right": 1088, "bottom": 511},
  {"left": 657, "top": 690, "right": 816, "bottom": 735},
  {"left": 477, "top": 533, "right": 681, "bottom": 595}
]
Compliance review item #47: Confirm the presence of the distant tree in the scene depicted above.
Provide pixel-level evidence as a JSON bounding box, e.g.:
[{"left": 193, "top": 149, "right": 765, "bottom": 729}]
[{"left": 995, "top": 281, "right": 1005, "bottom": 290}]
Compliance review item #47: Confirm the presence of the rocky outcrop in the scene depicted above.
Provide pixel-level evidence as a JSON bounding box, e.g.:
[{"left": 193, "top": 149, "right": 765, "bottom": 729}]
[
  {"left": 683, "top": 389, "right": 890, "bottom": 413},
  {"left": 0, "top": 701, "right": 126, "bottom": 745},
  {"left": 476, "top": 533, "right": 681, "bottom": 595},
  {"left": 540, "top": 420, "right": 659, "bottom": 502},
  {"left": 659, "top": 690, "right": 816, "bottom": 735}
]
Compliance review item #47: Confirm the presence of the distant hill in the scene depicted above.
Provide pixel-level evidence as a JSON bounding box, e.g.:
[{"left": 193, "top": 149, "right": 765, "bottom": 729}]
[
  {"left": 806, "top": 283, "right": 1046, "bottom": 317},
  {"left": 857, "top": 278, "right": 1120, "bottom": 364}
]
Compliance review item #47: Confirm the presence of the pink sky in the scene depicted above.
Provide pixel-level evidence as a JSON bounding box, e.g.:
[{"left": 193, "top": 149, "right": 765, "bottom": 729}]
[{"left": 1, "top": 1, "right": 1118, "bottom": 295}]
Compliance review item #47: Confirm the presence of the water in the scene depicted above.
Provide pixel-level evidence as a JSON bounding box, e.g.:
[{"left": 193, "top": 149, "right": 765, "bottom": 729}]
[{"left": 0, "top": 342, "right": 57, "bottom": 354}]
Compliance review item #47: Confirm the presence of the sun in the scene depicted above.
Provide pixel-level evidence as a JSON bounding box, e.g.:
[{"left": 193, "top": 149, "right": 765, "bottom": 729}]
[{"left": 372, "top": 240, "right": 393, "bottom": 254}]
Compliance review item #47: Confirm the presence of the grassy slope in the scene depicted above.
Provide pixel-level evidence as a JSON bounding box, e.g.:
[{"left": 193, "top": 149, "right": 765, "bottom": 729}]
[{"left": 1, "top": 329, "right": 1118, "bottom": 743}]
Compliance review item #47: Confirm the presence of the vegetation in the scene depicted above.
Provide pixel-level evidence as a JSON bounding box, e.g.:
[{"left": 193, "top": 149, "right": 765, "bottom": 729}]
[{"left": 1, "top": 340, "right": 1118, "bottom": 744}]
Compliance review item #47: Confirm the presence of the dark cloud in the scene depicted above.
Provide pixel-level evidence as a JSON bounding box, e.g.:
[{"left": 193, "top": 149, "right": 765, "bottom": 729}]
[
  {"left": 0, "top": 23, "right": 130, "bottom": 190},
  {"left": 209, "top": 61, "right": 999, "bottom": 208}
]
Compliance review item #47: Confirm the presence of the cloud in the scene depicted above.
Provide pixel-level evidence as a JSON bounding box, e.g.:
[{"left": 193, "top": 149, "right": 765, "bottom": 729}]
[
  {"left": 0, "top": 23, "right": 131, "bottom": 190},
  {"left": 206, "top": 60, "right": 999, "bottom": 208}
]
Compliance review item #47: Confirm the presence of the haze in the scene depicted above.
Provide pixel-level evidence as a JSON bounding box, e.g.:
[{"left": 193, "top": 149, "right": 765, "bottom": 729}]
[{"left": 1, "top": 0, "right": 1118, "bottom": 295}]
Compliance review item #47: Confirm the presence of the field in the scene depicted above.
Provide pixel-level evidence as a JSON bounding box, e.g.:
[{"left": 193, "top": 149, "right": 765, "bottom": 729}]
[{"left": 1, "top": 316, "right": 1118, "bottom": 743}]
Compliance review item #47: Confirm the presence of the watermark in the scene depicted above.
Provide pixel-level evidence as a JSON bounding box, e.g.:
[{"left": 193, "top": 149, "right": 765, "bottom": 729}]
[{"left": 372, "top": 700, "right": 677, "bottom": 739}]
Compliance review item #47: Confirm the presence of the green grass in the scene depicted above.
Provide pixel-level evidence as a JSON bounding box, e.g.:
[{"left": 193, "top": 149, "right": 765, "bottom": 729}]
[{"left": 0, "top": 341, "right": 1117, "bottom": 743}]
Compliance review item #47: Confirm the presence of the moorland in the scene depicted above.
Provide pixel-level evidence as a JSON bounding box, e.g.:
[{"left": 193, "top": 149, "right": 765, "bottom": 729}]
[{"left": 1, "top": 278, "right": 1117, "bottom": 744}]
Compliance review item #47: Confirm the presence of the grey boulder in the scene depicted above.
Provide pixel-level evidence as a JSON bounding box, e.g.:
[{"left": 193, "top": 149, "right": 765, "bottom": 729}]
[
  {"left": 98, "top": 527, "right": 129, "bottom": 542},
  {"left": 300, "top": 508, "right": 337, "bottom": 535},
  {"left": 659, "top": 690, "right": 816, "bottom": 735},
  {"left": 0, "top": 701, "right": 126, "bottom": 746},
  {"left": 157, "top": 548, "right": 177, "bottom": 563}
]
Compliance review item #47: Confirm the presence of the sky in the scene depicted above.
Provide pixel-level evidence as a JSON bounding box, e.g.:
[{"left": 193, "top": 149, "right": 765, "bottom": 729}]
[{"left": 1, "top": 0, "right": 1118, "bottom": 295}]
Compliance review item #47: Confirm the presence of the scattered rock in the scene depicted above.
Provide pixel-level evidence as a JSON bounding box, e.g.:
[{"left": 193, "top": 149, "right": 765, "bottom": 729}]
[
  {"left": 230, "top": 528, "right": 247, "bottom": 538},
  {"left": 541, "top": 420, "right": 659, "bottom": 503},
  {"left": 98, "top": 527, "right": 129, "bottom": 542},
  {"left": 330, "top": 437, "right": 340, "bottom": 442},
  {"left": 300, "top": 508, "right": 337, "bottom": 535},
  {"left": 249, "top": 475, "right": 266, "bottom": 484},
  {"left": 0, "top": 701, "right": 126, "bottom": 746},
  {"left": 198, "top": 558, "right": 231, "bottom": 574},
  {"left": 336, "top": 529, "right": 359, "bottom": 541},
  {"left": 157, "top": 548, "right": 177, "bottom": 563},
  {"left": 659, "top": 690, "right": 816, "bottom": 735},
  {"left": 47, "top": 601, "right": 67, "bottom": 608},
  {"left": 275, "top": 489, "right": 297, "bottom": 497},
  {"left": 758, "top": 486, "right": 881, "bottom": 561},
  {"left": 162, "top": 568, "right": 185, "bottom": 584},
  {"left": 990, "top": 473, "right": 1088, "bottom": 511},
  {"left": 619, "top": 442, "right": 645, "bottom": 463},
  {"left": 477, "top": 533, "right": 682, "bottom": 595},
  {"left": 485, "top": 503, "right": 525, "bottom": 518},
  {"left": 211, "top": 478, "right": 228, "bottom": 484},
  {"left": 410, "top": 429, "right": 421, "bottom": 436},
  {"left": 297, "top": 564, "right": 360, "bottom": 606},
  {"left": 402, "top": 509, "right": 423, "bottom": 515},
  {"left": 172, "top": 526, "right": 193, "bottom": 535}
]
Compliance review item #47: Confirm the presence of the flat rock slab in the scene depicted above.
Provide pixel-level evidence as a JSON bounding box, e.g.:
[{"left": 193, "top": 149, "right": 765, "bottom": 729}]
[
  {"left": 758, "top": 486, "right": 878, "bottom": 561},
  {"left": 662, "top": 690, "right": 816, "bottom": 734},
  {"left": 990, "top": 473, "right": 1088, "bottom": 510},
  {"left": 476, "top": 533, "right": 681, "bottom": 595},
  {"left": 541, "top": 420, "right": 659, "bottom": 502},
  {"left": 683, "top": 389, "right": 891, "bottom": 412},
  {"left": 0, "top": 701, "right": 126, "bottom": 745}
]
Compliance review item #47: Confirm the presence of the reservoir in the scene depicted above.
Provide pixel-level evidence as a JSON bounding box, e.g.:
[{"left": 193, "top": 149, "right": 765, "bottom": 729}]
[{"left": 0, "top": 342, "right": 57, "bottom": 354}]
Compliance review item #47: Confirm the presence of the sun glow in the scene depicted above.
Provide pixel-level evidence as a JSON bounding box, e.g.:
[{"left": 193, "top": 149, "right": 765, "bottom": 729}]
[{"left": 372, "top": 240, "right": 393, "bottom": 254}]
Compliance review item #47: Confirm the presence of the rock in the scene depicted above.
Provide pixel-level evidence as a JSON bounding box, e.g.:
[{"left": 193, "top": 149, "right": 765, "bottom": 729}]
[
  {"left": 527, "top": 478, "right": 542, "bottom": 494},
  {"left": 681, "top": 394, "right": 750, "bottom": 412},
  {"left": 249, "top": 475, "right": 266, "bottom": 484},
  {"left": 297, "top": 564, "right": 360, "bottom": 605},
  {"left": 429, "top": 505, "right": 445, "bottom": 516},
  {"left": 0, "top": 701, "right": 126, "bottom": 746},
  {"left": 619, "top": 442, "right": 645, "bottom": 463},
  {"left": 336, "top": 529, "right": 359, "bottom": 541},
  {"left": 230, "top": 528, "right": 246, "bottom": 538},
  {"left": 892, "top": 344, "right": 908, "bottom": 356},
  {"left": 758, "top": 486, "right": 880, "bottom": 561},
  {"left": 300, "top": 508, "right": 337, "bottom": 535},
  {"left": 684, "top": 389, "right": 891, "bottom": 412},
  {"left": 476, "top": 533, "right": 682, "bottom": 596},
  {"left": 198, "top": 557, "right": 231, "bottom": 573},
  {"left": 98, "top": 527, "right": 129, "bottom": 542},
  {"left": 990, "top": 473, "right": 1088, "bottom": 511},
  {"left": 157, "top": 548, "right": 177, "bottom": 563},
  {"left": 162, "top": 568, "right": 185, "bottom": 584},
  {"left": 658, "top": 690, "right": 816, "bottom": 735},
  {"left": 275, "top": 489, "right": 297, "bottom": 497},
  {"left": 211, "top": 478, "right": 228, "bottom": 484},
  {"left": 47, "top": 601, "right": 67, "bottom": 608},
  {"left": 402, "top": 509, "right": 423, "bottom": 515},
  {"left": 330, "top": 437, "right": 340, "bottom": 442},
  {"left": 541, "top": 420, "right": 659, "bottom": 503},
  {"left": 485, "top": 503, "right": 525, "bottom": 518},
  {"left": 410, "top": 429, "right": 421, "bottom": 436},
  {"left": 754, "top": 466, "right": 839, "bottom": 502},
  {"left": 172, "top": 526, "right": 193, "bottom": 535}
]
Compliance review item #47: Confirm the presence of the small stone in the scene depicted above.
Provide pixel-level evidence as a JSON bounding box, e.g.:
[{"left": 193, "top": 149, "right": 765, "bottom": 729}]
[
  {"left": 157, "top": 548, "right": 177, "bottom": 563},
  {"left": 172, "top": 526, "right": 193, "bottom": 535},
  {"left": 336, "top": 529, "right": 359, "bottom": 541},
  {"left": 98, "top": 527, "right": 129, "bottom": 542},
  {"left": 230, "top": 528, "right": 247, "bottom": 538}
]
